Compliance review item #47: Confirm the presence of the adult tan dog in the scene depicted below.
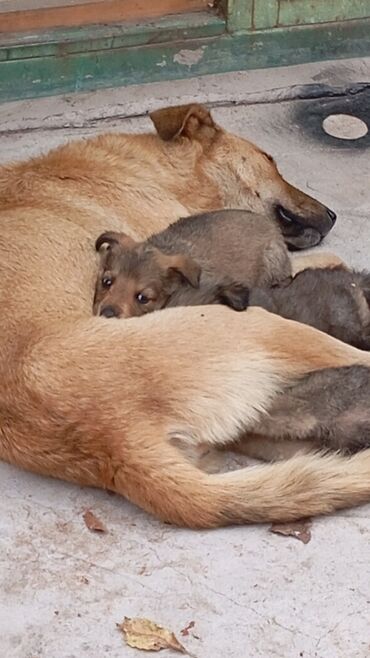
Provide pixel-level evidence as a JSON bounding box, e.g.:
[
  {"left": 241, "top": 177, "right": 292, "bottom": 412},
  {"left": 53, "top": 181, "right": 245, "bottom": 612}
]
[{"left": 1, "top": 102, "right": 370, "bottom": 529}]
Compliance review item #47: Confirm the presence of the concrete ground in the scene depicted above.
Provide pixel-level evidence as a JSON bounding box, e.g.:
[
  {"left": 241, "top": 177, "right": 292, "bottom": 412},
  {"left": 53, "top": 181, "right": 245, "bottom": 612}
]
[{"left": 1, "top": 57, "right": 370, "bottom": 658}]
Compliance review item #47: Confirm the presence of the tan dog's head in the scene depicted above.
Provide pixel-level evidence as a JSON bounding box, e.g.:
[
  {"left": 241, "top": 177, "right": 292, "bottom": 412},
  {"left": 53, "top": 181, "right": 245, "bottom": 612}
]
[
  {"left": 93, "top": 231, "right": 202, "bottom": 318},
  {"left": 150, "top": 104, "right": 336, "bottom": 250}
]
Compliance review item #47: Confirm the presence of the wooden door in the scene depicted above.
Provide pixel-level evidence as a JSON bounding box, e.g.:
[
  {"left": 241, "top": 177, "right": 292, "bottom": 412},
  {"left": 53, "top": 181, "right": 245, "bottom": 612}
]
[{"left": 0, "top": 0, "right": 209, "bottom": 33}]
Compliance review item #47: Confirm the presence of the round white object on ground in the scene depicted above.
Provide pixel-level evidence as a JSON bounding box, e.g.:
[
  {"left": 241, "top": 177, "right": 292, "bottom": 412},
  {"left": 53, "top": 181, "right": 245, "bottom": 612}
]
[{"left": 322, "top": 113, "right": 368, "bottom": 140}]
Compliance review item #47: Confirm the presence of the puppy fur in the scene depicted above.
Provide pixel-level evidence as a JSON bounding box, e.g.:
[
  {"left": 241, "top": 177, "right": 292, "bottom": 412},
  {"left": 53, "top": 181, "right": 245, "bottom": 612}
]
[
  {"left": 250, "top": 265, "right": 370, "bottom": 349},
  {"left": 93, "top": 209, "right": 290, "bottom": 318},
  {"left": 251, "top": 365, "right": 370, "bottom": 455}
]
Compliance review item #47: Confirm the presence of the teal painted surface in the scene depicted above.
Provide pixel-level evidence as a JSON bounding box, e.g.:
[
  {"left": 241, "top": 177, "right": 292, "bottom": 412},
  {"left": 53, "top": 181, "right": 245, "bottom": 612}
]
[
  {"left": 278, "top": 0, "right": 370, "bottom": 26},
  {"left": 253, "top": 1, "right": 278, "bottom": 29},
  {"left": 0, "top": 18, "right": 369, "bottom": 103},
  {"left": 226, "top": 0, "right": 253, "bottom": 32},
  {"left": 0, "top": 12, "right": 225, "bottom": 60}
]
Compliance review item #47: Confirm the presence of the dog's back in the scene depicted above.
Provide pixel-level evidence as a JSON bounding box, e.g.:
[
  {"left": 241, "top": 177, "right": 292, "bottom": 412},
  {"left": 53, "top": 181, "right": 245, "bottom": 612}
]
[
  {"left": 250, "top": 266, "right": 370, "bottom": 349},
  {"left": 149, "top": 209, "right": 291, "bottom": 287}
]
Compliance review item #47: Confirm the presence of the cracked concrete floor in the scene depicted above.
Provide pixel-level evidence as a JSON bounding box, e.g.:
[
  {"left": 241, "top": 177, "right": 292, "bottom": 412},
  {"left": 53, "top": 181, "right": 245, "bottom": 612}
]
[{"left": 1, "top": 57, "right": 370, "bottom": 658}]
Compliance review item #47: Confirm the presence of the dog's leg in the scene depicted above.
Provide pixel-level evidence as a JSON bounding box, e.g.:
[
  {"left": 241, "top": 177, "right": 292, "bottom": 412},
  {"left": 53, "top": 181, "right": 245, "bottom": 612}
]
[
  {"left": 290, "top": 251, "right": 348, "bottom": 277},
  {"left": 230, "top": 434, "right": 316, "bottom": 462},
  {"left": 170, "top": 437, "right": 224, "bottom": 473}
]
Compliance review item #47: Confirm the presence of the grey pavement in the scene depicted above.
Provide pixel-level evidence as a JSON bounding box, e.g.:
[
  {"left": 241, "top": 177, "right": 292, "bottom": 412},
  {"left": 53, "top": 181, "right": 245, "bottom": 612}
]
[{"left": 0, "top": 57, "right": 370, "bottom": 658}]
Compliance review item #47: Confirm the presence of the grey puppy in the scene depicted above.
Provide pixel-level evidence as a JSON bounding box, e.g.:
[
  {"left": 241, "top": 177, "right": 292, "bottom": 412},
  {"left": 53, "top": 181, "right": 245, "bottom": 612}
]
[
  {"left": 253, "top": 364, "right": 370, "bottom": 455},
  {"left": 250, "top": 265, "right": 370, "bottom": 350}
]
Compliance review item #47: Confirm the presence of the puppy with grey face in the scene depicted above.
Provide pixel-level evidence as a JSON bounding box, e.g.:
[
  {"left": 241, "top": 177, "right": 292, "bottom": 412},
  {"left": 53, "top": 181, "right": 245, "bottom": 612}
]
[{"left": 93, "top": 209, "right": 291, "bottom": 318}]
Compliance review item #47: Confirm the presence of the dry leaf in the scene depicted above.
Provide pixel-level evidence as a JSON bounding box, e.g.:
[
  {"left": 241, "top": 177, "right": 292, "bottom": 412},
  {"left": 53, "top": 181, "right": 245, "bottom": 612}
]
[
  {"left": 181, "top": 621, "right": 195, "bottom": 637},
  {"left": 270, "top": 519, "right": 312, "bottom": 544},
  {"left": 56, "top": 521, "right": 70, "bottom": 533},
  {"left": 83, "top": 509, "right": 107, "bottom": 533},
  {"left": 117, "top": 617, "right": 187, "bottom": 654}
]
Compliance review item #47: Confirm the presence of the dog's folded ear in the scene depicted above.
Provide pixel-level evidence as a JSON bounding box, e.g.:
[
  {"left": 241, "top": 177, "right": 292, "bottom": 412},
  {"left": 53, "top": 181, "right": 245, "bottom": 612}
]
[
  {"left": 158, "top": 252, "right": 201, "bottom": 288},
  {"left": 217, "top": 282, "right": 250, "bottom": 312},
  {"left": 95, "top": 231, "right": 137, "bottom": 252},
  {"left": 149, "top": 104, "right": 217, "bottom": 142}
]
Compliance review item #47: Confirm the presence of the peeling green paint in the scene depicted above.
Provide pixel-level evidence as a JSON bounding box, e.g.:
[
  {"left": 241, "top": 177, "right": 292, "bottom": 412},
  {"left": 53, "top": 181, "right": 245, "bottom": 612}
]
[
  {"left": 253, "top": 1, "right": 278, "bottom": 30},
  {"left": 0, "top": 12, "right": 225, "bottom": 60},
  {"left": 0, "top": 3, "right": 369, "bottom": 104},
  {"left": 278, "top": 0, "right": 370, "bottom": 26},
  {"left": 226, "top": 0, "right": 253, "bottom": 32}
]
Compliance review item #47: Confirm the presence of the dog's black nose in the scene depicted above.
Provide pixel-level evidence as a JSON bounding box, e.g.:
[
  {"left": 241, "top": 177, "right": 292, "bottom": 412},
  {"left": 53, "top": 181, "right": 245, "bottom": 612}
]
[
  {"left": 327, "top": 208, "right": 337, "bottom": 225},
  {"left": 100, "top": 305, "right": 119, "bottom": 318}
]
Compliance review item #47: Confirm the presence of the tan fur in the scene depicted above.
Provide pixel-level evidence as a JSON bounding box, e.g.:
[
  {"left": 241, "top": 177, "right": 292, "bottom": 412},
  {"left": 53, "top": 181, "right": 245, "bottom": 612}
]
[
  {"left": 0, "top": 103, "right": 369, "bottom": 528},
  {"left": 291, "top": 251, "right": 347, "bottom": 277}
]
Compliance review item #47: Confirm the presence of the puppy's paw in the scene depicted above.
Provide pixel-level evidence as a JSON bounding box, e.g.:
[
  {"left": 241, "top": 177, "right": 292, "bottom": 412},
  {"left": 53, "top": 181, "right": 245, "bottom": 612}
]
[{"left": 218, "top": 282, "right": 250, "bottom": 311}]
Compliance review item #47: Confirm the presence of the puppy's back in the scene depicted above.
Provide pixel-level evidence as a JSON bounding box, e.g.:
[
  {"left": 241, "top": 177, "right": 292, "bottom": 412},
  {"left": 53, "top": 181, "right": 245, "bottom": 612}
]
[
  {"left": 256, "top": 364, "right": 370, "bottom": 453},
  {"left": 149, "top": 209, "right": 291, "bottom": 287},
  {"left": 250, "top": 266, "right": 370, "bottom": 349}
]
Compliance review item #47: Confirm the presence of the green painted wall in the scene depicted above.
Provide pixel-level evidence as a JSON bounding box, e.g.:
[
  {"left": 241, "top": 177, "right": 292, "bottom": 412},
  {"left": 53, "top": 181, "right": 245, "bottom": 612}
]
[{"left": 0, "top": 1, "right": 369, "bottom": 103}]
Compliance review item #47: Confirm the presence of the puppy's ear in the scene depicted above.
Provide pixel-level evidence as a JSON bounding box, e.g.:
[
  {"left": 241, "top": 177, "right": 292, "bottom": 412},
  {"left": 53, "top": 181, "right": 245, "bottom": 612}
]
[
  {"left": 95, "top": 231, "right": 137, "bottom": 252},
  {"left": 159, "top": 253, "right": 201, "bottom": 288},
  {"left": 217, "top": 282, "right": 250, "bottom": 311},
  {"left": 149, "top": 104, "right": 217, "bottom": 141}
]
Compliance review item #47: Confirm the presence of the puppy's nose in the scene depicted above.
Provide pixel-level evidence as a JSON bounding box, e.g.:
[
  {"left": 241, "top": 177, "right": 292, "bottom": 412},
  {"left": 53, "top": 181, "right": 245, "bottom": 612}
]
[
  {"left": 326, "top": 208, "right": 337, "bottom": 225},
  {"left": 100, "top": 305, "right": 120, "bottom": 318}
]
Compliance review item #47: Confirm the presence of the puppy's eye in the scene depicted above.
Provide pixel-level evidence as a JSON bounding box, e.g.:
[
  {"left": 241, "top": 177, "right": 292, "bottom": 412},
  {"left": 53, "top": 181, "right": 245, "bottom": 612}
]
[
  {"left": 102, "top": 276, "right": 113, "bottom": 289},
  {"left": 136, "top": 292, "right": 149, "bottom": 304}
]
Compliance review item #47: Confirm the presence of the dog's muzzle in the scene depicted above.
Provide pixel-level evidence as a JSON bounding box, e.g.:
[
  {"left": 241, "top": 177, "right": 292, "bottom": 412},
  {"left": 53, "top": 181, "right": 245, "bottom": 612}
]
[{"left": 275, "top": 205, "right": 336, "bottom": 251}]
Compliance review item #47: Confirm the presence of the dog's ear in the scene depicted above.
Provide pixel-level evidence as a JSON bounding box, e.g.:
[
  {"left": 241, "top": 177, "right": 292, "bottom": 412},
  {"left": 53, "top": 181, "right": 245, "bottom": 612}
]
[
  {"left": 95, "top": 231, "right": 137, "bottom": 252},
  {"left": 149, "top": 104, "right": 217, "bottom": 141},
  {"left": 217, "top": 282, "right": 250, "bottom": 311},
  {"left": 158, "top": 252, "right": 201, "bottom": 288}
]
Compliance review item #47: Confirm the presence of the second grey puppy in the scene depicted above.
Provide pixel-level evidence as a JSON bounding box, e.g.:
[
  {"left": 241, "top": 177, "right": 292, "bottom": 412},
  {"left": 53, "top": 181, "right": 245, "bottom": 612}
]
[{"left": 250, "top": 266, "right": 370, "bottom": 349}]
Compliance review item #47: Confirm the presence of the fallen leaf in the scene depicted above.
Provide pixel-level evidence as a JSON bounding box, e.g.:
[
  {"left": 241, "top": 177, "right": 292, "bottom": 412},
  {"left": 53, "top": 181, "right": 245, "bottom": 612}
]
[
  {"left": 82, "top": 509, "right": 107, "bottom": 533},
  {"left": 181, "top": 621, "right": 195, "bottom": 637},
  {"left": 117, "top": 617, "right": 187, "bottom": 654},
  {"left": 270, "top": 519, "right": 312, "bottom": 544}
]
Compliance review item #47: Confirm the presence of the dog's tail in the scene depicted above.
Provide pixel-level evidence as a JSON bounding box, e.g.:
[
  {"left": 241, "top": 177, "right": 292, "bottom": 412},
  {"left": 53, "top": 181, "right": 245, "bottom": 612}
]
[{"left": 114, "top": 444, "right": 370, "bottom": 528}]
